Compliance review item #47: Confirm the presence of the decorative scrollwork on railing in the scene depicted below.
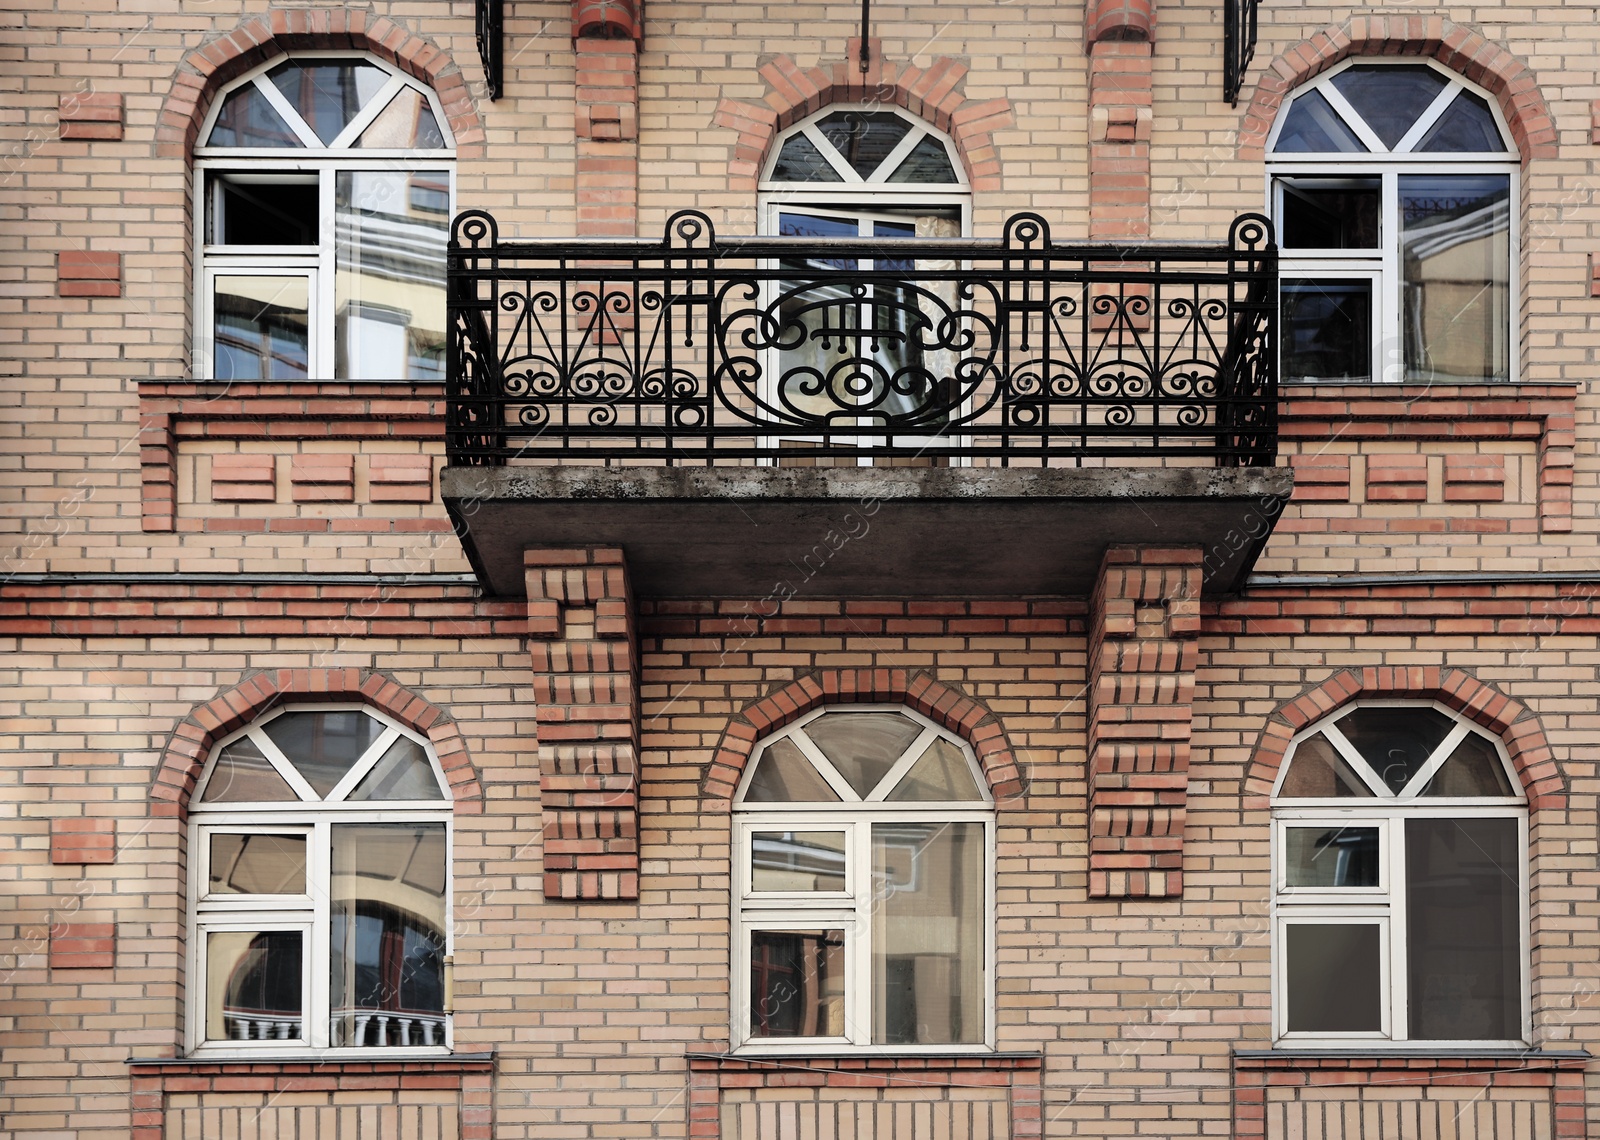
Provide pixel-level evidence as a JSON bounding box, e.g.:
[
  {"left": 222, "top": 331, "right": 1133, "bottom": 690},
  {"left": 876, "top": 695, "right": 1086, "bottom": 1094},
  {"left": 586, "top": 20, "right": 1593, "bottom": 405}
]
[{"left": 446, "top": 210, "right": 1278, "bottom": 466}]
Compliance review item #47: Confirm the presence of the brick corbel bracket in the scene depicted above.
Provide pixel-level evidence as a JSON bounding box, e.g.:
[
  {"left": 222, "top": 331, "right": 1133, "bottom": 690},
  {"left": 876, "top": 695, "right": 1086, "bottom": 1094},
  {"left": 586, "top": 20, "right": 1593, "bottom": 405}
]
[
  {"left": 1087, "top": 546, "right": 1202, "bottom": 899},
  {"left": 1236, "top": 16, "right": 1556, "bottom": 164},
  {"left": 703, "top": 668, "right": 1024, "bottom": 810},
  {"left": 150, "top": 668, "right": 483, "bottom": 819},
  {"left": 526, "top": 548, "right": 640, "bottom": 899},
  {"left": 156, "top": 9, "right": 486, "bottom": 161},
  {"left": 713, "top": 40, "right": 1012, "bottom": 193},
  {"left": 1245, "top": 667, "right": 1565, "bottom": 813}
]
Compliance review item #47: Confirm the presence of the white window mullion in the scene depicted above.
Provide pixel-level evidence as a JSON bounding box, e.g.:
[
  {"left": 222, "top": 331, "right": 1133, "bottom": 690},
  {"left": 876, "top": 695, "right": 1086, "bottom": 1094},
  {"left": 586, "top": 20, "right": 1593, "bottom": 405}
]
[
  {"left": 309, "top": 816, "right": 331, "bottom": 1049},
  {"left": 252, "top": 77, "right": 324, "bottom": 149},
  {"left": 853, "top": 820, "right": 874, "bottom": 1047},
  {"left": 318, "top": 168, "right": 337, "bottom": 380},
  {"left": 1387, "top": 813, "right": 1407, "bottom": 1041},
  {"left": 1381, "top": 171, "right": 1404, "bottom": 383}
]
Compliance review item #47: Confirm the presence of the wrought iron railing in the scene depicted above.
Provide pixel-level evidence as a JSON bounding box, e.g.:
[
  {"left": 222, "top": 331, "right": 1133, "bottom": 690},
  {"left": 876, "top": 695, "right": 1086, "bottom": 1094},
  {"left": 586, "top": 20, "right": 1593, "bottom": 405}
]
[
  {"left": 1223, "top": 0, "right": 1261, "bottom": 106},
  {"left": 447, "top": 210, "right": 1277, "bottom": 467}
]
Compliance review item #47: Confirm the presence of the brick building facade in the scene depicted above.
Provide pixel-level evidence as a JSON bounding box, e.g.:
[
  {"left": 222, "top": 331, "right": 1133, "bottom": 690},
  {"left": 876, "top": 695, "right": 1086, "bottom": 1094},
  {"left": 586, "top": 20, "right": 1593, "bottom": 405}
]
[{"left": 3, "top": 2, "right": 1599, "bottom": 1139}]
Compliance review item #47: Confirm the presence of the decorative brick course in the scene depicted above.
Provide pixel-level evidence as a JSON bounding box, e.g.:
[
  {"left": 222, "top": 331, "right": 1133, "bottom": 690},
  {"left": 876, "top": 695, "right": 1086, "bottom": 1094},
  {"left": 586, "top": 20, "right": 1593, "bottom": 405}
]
[
  {"left": 704, "top": 668, "right": 1023, "bottom": 809},
  {"left": 148, "top": 669, "right": 483, "bottom": 819},
  {"left": 50, "top": 818, "right": 116, "bottom": 864},
  {"left": 713, "top": 44, "right": 1012, "bottom": 193},
  {"left": 50, "top": 922, "right": 116, "bottom": 969},
  {"left": 128, "top": 1058, "right": 495, "bottom": 1140},
  {"left": 1086, "top": 546, "right": 1201, "bottom": 898},
  {"left": 157, "top": 9, "right": 484, "bottom": 160},
  {"left": 57, "top": 91, "right": 122, "bottom": 140},
  {"left": 289, "top": 453, "right": 356, "bottom": 502},
  {"left": 1242, "top": 666, "right": 1563, "bottom": 811},
  {"left": 368, "top": 454, "right": 435, "bottom": 502},
  {"left": 209, "top": 454, "right": 277, "bottom": 502},
  {"left": 1237, "top": 16, "right": 1556, "bottom": 163},
  {"left": 526, "top": 548, "right": 640, "bottom": 899},
  {"left": 56, "top": 250, "right": 121, "bottom": 297}
]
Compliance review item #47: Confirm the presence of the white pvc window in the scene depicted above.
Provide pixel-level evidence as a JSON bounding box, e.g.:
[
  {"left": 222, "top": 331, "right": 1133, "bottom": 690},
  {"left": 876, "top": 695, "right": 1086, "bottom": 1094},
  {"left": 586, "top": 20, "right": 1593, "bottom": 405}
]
[
  {"left": 193, "top": 53, "right": 454, "bottom": 381},
  {"left": 1267, "top": 60, "right": 1517, "bottom": 384},
  {"left": 1270, "top": 701, "right": 1529, "bottom": 1048},
  {"left": 732, "top": 705, "right": 995, "bottom": 1052},
  {"left": 188, "top": 704, "right": 452, "bottom": 1056}
]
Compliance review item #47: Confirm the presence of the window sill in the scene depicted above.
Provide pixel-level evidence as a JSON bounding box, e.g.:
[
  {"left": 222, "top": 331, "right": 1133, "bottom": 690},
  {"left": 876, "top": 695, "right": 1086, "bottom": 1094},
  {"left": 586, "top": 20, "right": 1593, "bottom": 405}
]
[
  {"left": 128, "top": 1051, "right": 493, "bottom": 1072},
  {"left": 1237, "top": 1047, "right": 1588, "bottom": 1063},
  {"left": 691, "top": 1050, "right": 1041, "bottom": 1068}
]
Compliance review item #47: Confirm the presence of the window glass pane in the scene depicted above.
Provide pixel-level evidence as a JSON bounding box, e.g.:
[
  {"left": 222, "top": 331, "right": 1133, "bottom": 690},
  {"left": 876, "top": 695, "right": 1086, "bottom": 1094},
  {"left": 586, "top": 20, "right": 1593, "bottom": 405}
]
[
  {"left": 355, "top": 86, "right": 446, "bottom": 149},
  {"left": 1330, "top": 65, "right": 1449, "bottom": 149},
  {"left": 347, "top": 736, "right": 444, "bottom": 801},
  {"left": 887, "top": 135, "right": 958, "bottom": 184},
  {"left": 1421, "top": 733, "right": 1515, "bottom": 798},
  {"left": 1284, "top": 923, "right": 1382, "bottom": 1032},
  {"left": 1272, "top": 89, "right": 1367, "bottom": 153},
  {"left": 1406, "top": 817, "right": 1520, "bottom": 1040},
  {"left": 262, "top": 710, "right": 385, "bottom": 798},
  {"left": 886, "top": 738, "right": 982, "bottom": 801},
  {"left": 1280, "top": 180, "right": 1380, "bottom": 249},
  {"left": 749, "top": 929, "right": 846, "bottom": 1037},
  {"left": 1276, "top": 734, "right": 1375, "bottom": 799},
  {"left": 335, "top": 171, "right": 449, "bottom": 381},
  {"left": 1283, "top": 826, "right": 1379, "bottom": 887},
  {"left": 770, "top": 134, "right": 844, "bottom": 182},
  {"left": 804, "top": 713, "right": 924, "bottom": 798},
  {"left": 210, "top": 176, "right": 318, "bottom": 245},
  {"left": 1418, "top": 91, "right": 1505, "bottom": 153},
  {"left": 742, "top": 737, "right": 842, "bottom": 802},
  {"left": 267, "top": 60, "right": 391, "bottom": 144},
  {"left": 200, "top": 735, "right": 299, "bottom": 803},
  {"left": 751, "top": 831, "right": 847, "bottom": 892},
  {"left": 213, "top": 275, "right": 310, "bottom": 382},
  {"left": 1400, "top": 175, "right": 1511, "bottom": 383},
  {"left": 208, "top": 834, "right": 306, "bottom": 894},
  {"left": 330, "top": 823, "right": 448, "bottom": 1047},
  {"left": 816, "top": 110, "right": 913, "bottom": 178},
  {"left": 1282, "top": 280, "right": 1372, "bottom": 383},
  {"left": 1335, "top": 707, "right": 1456, "bottom": 793},
  {"left": 206, "top": 84, "right": 304, "bottom": 148},
  {"left": 872, "top": 821, "right": 984, "bottom": 1045},
  {"left": 207, "top": 929, "right": 303, "bottom": 1041}
]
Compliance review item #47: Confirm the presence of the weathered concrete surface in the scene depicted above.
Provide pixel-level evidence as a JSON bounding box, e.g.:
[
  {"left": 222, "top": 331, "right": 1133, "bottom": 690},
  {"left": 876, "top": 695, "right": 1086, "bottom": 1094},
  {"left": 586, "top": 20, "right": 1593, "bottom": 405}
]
[{"left": 442, "top": 465, "right": 1294, "bottom": 598}]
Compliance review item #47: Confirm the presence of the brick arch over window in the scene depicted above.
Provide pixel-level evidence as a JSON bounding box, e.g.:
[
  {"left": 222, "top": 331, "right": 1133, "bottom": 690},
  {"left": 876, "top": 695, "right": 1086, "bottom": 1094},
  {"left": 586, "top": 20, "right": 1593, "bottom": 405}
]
[
  {"left": 1246, "top": 668, "right": 1563, "bottom": 811},
  {"left": 1237, "top": 16, "right": 1556, "bottom": 162},
  {"left": 150, "top": 668, "right": 482, "bottom": 817},
  {"left": 712, "top": 41, "right": 1012, "bottom": 193},
  {"left": 156, "top": 9, "right": 486, "bottom": 160},
  {"left": 704, "top": 669, "right": 1023, "bottom": 808}
]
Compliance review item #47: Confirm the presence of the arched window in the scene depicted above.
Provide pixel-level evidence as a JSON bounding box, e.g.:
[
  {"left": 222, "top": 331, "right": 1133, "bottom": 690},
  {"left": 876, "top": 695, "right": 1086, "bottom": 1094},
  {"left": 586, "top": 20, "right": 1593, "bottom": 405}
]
[
  {"left": 732, "top": 706, "right": 994, "bottom": 1051},
  {"left": 194, "top": 53, "right": 455, "bottom": 381},
  {"left": 759, "top": 109, "right": 969, "bottom": 456},
  {"left": 1268, "top": 60, "right": 1517, "bottom": 384},
  {"left": 1271, "top": 701, "right": 1527, "bottom": 1046},
  {"left": 188, "top": 704, "right": 452, "bottom": 1054}
]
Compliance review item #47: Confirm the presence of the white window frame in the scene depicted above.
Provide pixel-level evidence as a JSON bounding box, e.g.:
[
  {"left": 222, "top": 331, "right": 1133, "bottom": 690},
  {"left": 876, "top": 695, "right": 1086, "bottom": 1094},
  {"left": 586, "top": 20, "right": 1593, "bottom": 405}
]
[
  {"left": 1269, "top": 699, "right": 1531, "bottom": 1049},
  {"left": 1265, "top": 58, "right": 1519, "bottom": 384},
  {"left": 187, "top": 702, "right": 454, "bottom": 1058},
  {"left": 192, "top": 50, "right": 456, "bottom": 383},
  {"left": 731, "top": 704, "right": 997, "bottom": 1054}
]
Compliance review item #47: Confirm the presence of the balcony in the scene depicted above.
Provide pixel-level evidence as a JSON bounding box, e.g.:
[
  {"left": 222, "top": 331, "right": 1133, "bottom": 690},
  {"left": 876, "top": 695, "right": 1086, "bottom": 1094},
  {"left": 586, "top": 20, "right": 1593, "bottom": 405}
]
[{"left": 441, "top": 210, "right": 1291, "bottom": 598}]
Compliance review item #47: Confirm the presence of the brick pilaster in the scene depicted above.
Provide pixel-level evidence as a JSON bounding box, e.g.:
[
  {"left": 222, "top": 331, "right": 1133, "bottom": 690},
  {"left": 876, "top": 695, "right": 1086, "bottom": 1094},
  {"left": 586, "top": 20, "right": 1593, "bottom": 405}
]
[
  {"left": 526, "top": 547, "right": 640, "bottom": 899},
  {"left": 1087, "top": 546, "right": 1201, "bottom": 898},
  {"left": 573, "top": 0, "right": 641, "bottom": 236},
  {"left": 1087, "top": 40, "right": 1152, "bottom": 240}
]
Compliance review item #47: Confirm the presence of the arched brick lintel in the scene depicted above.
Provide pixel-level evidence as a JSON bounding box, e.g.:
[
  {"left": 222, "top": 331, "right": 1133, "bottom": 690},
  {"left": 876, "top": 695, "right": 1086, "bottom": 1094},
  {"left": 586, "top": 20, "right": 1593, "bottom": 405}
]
[
  {"left": 713, "top": 44, "right": 1013, "bottom": 194},
  {"left": 157, "top": 8, "right": 486, "bottom": 160},
  {"left": 704, "top": 669, "right": 1023, "bottom": 809},
  {"left": 1237, "top": 16, "right": 1557, "bottom": 163},
  {"left": 1245, "top": 668, "right": 1564, "bottom": 812},
  {"left": 150, "top": 668, "right": 484, "bottom": 818}
]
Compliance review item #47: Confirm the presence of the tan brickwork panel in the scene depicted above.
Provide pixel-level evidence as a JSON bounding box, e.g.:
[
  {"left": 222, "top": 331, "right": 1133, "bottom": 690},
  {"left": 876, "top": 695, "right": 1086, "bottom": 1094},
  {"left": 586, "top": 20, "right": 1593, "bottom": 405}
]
[
  {"left": 1265, "top": 1086, "right": 1552, "bottom": 1140},
  {"left": 720, "top": 1088, "right": 1009, "bottom": 1140},
  {"left": 165, "top": 1092, "right": 460, "bottom": 1140}
]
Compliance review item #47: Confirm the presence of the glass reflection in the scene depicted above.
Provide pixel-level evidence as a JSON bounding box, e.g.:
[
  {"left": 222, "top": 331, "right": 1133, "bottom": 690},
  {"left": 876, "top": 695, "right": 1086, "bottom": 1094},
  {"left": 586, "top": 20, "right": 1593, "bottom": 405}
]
[
  {"left": 208, "top": 929, "right": 303, "bottom": 1041},
  {"left": 872, "top": 821, "right": 983, "bottom": 1044},
  {"left": 330, "top": 823, "right": 448, "bottom": 1047},
  {"left": 751, "top": 831, "right": 847, "bottom": 892},
  {"left": 1400, "top": 175, "right": 1510, "bottom": 383},
  {"left": 209, "top": 833, "right": 307, "bottom": 895},
  {"left": 1284, "top": 826, "right": 1379, "bottom": 887},
  {"left": 749, "top": 929, "right": 845, "bottom": 1037},
  {"left": 213, "top": 276, "right": 310, "bottom": 381},
  {"left": 335, "top": 171, "right": 448, "bottom": 380}
]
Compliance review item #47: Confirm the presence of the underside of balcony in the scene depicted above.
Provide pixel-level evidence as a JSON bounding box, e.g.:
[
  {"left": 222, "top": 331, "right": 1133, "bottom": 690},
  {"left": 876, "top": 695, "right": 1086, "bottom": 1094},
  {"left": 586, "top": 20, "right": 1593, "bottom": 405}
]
[{"left": 441, "top": 464, "right": 1292, "bottom": 598}]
